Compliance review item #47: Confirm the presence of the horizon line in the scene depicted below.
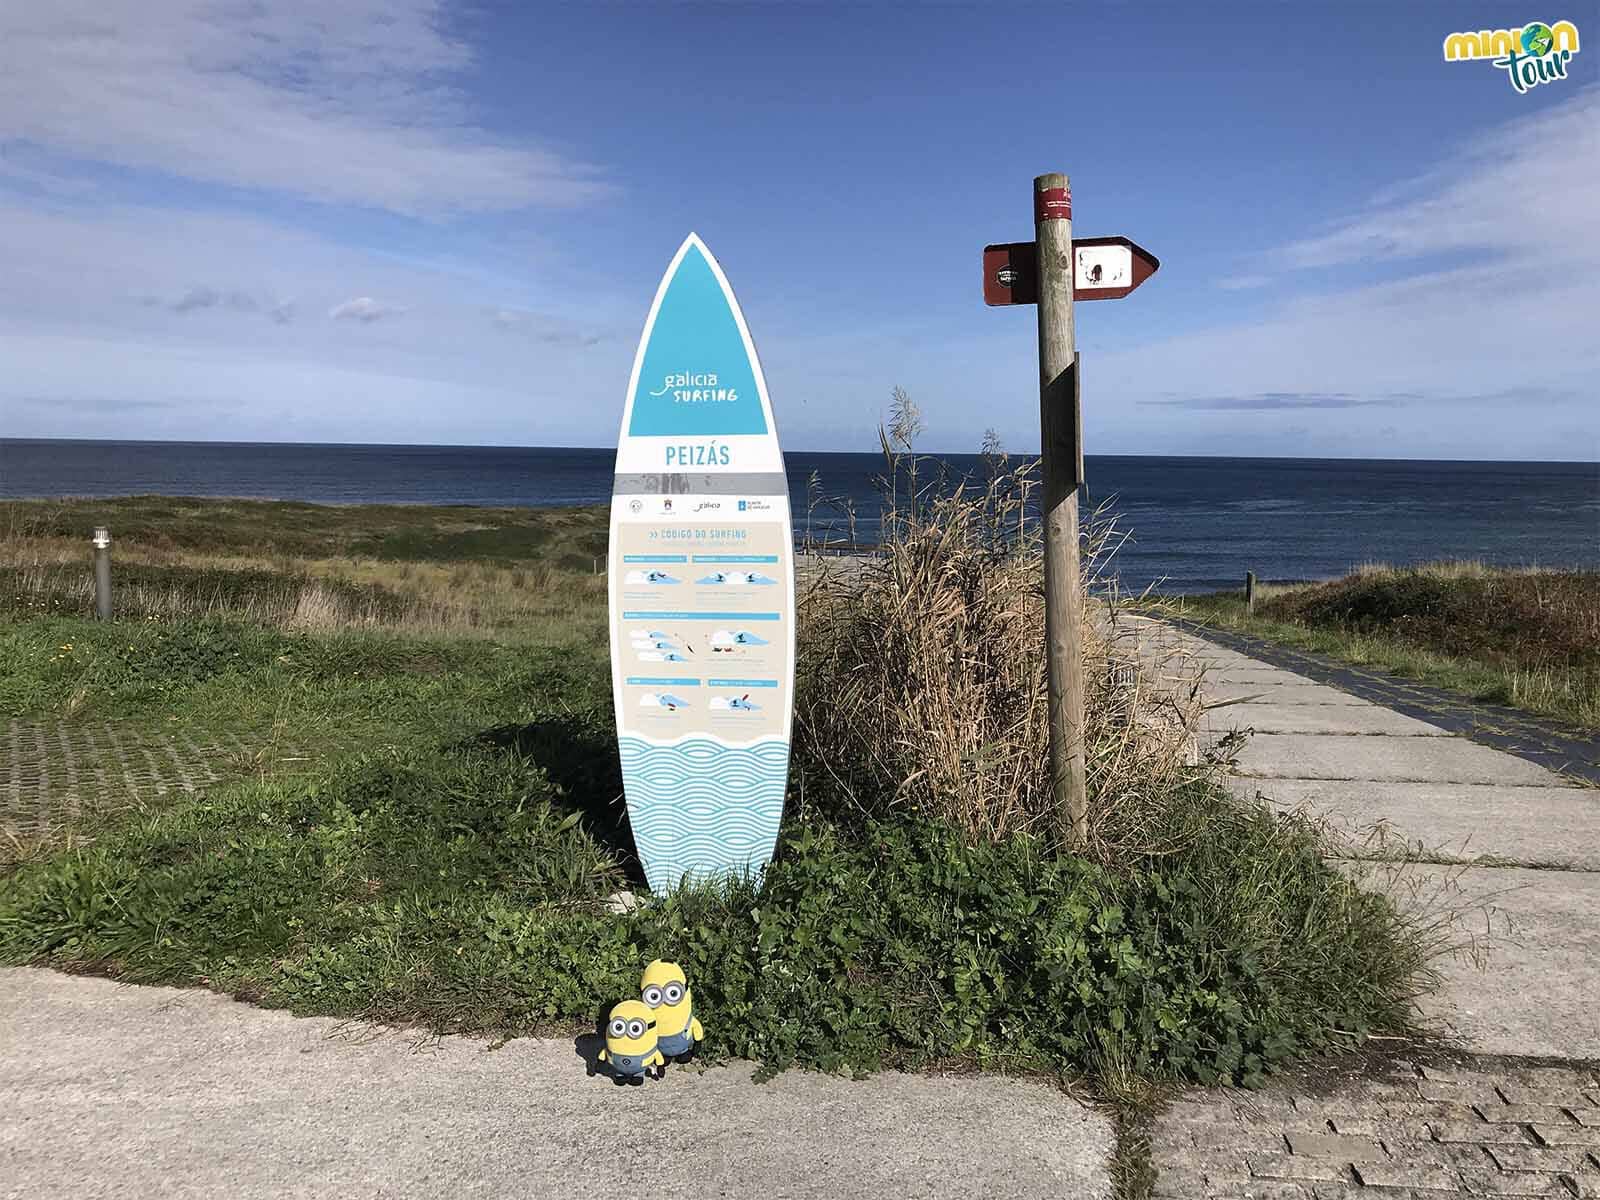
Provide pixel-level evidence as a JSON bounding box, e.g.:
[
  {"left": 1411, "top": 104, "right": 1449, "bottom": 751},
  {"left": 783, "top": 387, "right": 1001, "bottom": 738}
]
[{"left": 2, "top": 436, "right": 1596, "bottom": 468}]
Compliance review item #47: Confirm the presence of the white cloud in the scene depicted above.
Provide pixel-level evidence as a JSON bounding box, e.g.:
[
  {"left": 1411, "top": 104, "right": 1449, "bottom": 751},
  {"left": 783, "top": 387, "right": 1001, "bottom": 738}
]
[
  {"left": 1277, "top": 85, "right": 1599, "bottom": 274},
  {"left": 148, "top": 285, "right": 278, "bottom": 316},
  {"left": 0, "top": 197, "right": 628, "bottom": 445},
  {"left": 0, "top": 0, "right": 608, "bottom": 215},
  {"left": 329, "top": 297, "right": 404, "bottom": 323},
  {"left": 493, "top": 307, "right": 604, "bottom": 345}
]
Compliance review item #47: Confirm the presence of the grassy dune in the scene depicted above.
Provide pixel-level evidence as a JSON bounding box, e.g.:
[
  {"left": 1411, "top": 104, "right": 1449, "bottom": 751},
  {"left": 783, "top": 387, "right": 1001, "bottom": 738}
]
[
  {"left": 2, "top": 496, "right": 608, "bottom": 636},
  {"left": 4, "top": 495, "right": 610, "bottom": 565},
  {"left": 1177, "top": 561, "right": 1600, "bottom": 729}
]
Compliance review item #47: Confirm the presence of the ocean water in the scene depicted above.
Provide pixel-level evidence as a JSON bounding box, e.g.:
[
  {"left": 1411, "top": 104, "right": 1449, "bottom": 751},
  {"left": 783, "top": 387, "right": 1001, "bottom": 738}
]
[{"left": 2, "top": 439, "right": 1595, "bottom": 594}]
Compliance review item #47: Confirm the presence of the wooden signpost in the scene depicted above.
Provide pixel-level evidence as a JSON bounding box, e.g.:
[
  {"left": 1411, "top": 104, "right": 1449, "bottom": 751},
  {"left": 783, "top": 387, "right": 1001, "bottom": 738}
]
[{"left": 984, "top": 173, "right": 1160, "bottom": 846}]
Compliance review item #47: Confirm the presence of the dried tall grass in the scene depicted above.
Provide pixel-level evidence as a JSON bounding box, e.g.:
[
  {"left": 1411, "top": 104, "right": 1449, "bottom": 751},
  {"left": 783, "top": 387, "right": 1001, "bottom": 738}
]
[
  {"left": 1351, "top": 558, "right": 1551, "bottom": 580},
  {"left": 795, "top": 427, "right": 1208, "bottom": 859},
  {"left": 0, "top": 542, "right": 604, "bottom": 637}
]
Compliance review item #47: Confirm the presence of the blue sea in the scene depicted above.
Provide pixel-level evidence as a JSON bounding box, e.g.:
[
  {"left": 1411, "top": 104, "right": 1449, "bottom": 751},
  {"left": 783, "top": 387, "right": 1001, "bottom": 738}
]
[{"left": 2, "top": 439, "right": 1595, "bottom": 594}]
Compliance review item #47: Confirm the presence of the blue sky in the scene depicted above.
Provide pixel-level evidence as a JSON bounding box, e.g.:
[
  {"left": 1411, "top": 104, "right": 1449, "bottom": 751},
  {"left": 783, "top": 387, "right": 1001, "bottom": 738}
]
[{"left": 1, "top": 1, "right": 1595, "bottom": 459}]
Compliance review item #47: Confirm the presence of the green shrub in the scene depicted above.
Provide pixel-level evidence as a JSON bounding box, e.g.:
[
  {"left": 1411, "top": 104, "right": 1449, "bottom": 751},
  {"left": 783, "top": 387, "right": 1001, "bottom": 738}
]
[{"left": 1263, "top": 566, "right": 1600, "bottom": 674}]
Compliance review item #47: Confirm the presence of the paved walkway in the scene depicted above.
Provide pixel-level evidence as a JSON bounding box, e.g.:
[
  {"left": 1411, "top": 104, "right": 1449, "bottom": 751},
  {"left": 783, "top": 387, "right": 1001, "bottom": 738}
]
[
  {"left": 1128, "top": 614, "right": 1600, "bottom": 1059},
  {"left": 5, "top": 625, "right": 1596, "bottom": 1198},
  {"left": 1166, "top": 617, "right": 1600, "bottom": 785},
  {"left": 0, "top": 969, "right": 1114, "bottom": 1200},
  {"left": 1128, "top": 615, "right": 1600, "bottom": 1198}
]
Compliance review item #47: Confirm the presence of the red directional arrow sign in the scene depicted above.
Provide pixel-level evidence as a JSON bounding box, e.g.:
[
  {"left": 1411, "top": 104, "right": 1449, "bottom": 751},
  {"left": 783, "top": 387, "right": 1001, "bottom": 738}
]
[{"left": 983, "top": 236, "right": 1159, "bottom": 306}]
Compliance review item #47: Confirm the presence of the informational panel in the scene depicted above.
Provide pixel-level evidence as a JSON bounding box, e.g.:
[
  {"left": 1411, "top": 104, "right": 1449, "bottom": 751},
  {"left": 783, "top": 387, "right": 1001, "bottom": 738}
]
[{"left": 608, "top": 234, "right": 794, "bottom": 893}]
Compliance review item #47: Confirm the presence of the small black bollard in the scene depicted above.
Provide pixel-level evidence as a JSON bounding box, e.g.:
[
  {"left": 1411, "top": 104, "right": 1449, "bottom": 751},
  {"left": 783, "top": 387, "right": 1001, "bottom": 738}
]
[{"left": 1245, "top": 570, "right": 1257, "bottom": 613}]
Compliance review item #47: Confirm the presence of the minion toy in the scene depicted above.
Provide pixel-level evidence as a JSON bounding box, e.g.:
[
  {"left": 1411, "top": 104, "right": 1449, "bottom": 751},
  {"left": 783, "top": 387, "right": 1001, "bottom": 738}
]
[
  {"left": 597, "top": 1000, "right": 664, "bottom": 1085},
  {"left": 641, "top": 960, "right": 704, "bottom": 1062}
]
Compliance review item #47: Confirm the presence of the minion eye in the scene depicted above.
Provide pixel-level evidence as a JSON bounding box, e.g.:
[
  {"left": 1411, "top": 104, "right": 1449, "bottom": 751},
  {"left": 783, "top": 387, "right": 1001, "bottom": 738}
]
[
  {"left": 627, "top": 1019, "right": 646, "bottom": 1039},
  {"left": 608, "top": 1018, "right": 627, "bottom": 1038},
  {"left": 664, "top": 983, "right": 684, "bottom": 1004},
  {"left": 642, "top": 986, "right": 663, "bottom": 1007}
]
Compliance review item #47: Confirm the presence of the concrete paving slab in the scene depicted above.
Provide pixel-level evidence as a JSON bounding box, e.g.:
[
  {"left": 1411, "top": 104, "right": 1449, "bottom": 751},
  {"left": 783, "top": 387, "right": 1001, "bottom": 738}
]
[
  {"left": 1165, "top": 672, "right": 1341, "bottom": 696},
  {"left": 1196, "top": 669, "right": 1323, "bottom": 686},
  {"left": 1206, "top": 683, "right": 1373, "bottom": 706},
  {"left": 1348, "top": 864, "right": 1600, "bottom": 1058},
  {"left": 0, "top": 968, "right": 1114, "bottom": 1200},
  {"left": 1132, "top": 648, "right": 1267, "bottom": 672},
  {"left": 1231, "top": 732, "right": 1567, "bottom": 786},
  {"left": 1227, "top": 778, "right": 1600, "bottom": 869},
  {"left": 1204, "top": 703, "right": 1452, "bottom": 737}
]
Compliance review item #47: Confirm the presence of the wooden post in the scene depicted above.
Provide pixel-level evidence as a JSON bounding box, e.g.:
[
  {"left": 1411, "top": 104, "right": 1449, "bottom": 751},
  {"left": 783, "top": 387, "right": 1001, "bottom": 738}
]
[
  {"left": 92, "top": 527, "right": 112, "bottom": 621},
  {"left": 1034, "top": 173, "right": 1087, "bottom": 846},
  {"left": 1245, "top": 570, "right": 1257, "bottom": 612}
]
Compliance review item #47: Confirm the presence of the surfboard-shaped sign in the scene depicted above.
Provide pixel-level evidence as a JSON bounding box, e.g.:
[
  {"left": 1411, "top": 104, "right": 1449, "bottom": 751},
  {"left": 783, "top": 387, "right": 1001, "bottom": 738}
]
[{"left": 608, "top": 234, "right": 794, "bottom": 893}]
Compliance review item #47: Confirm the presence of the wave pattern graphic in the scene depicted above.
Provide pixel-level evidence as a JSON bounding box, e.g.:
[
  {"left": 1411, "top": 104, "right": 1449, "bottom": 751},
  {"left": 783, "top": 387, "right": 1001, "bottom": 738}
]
[{"left": 618, "top": 736, "right": 789, "bottom": 892}]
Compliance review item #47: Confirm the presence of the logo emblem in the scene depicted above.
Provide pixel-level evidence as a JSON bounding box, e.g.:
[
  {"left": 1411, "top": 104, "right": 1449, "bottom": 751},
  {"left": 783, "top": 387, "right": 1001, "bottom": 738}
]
[{"left": 1442, "top": 20, "right": 1579, "bottom": 93}]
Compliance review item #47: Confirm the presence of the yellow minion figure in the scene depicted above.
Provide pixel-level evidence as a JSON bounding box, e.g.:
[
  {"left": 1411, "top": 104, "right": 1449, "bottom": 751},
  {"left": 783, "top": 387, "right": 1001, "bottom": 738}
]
[
  {"left": 641, "top": 960, "right": 704, "bottom": 1062},
  {"left": 597, "top": 999, "right": 664, "bottom": 1085}
]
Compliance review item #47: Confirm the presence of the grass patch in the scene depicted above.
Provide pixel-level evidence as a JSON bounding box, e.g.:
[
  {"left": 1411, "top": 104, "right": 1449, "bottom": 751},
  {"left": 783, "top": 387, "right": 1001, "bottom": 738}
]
[
  {"left": 0, "top": 614, "right": 606, "bottom": 728},
  {"left": 1174, "top": 561, "right": 1600, "bottom": 729},
  {"left": 1, "top": 427, "right": 1433, "bottom": 1088},
  {"left": 0, "top": 737, "right": 1424, "bottom": 1087}
]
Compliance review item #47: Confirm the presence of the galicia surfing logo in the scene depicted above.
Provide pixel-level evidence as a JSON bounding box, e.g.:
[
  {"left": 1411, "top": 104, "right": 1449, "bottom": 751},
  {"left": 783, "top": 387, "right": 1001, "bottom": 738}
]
[
  {"left": 1443, "top": 20, "right": 1580, "bottom": 93},
  {"left": 648, "top": 371, "right": 740, "bottom": 404}
]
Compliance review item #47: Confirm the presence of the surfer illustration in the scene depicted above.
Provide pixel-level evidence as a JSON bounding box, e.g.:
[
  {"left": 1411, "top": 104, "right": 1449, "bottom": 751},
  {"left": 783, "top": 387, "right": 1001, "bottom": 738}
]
[
  {"left": 638, "top": 693, "right": 690, "bottom": 712},
  {"left": 710, "top": 629, "right": 770, "bottom": 652}
]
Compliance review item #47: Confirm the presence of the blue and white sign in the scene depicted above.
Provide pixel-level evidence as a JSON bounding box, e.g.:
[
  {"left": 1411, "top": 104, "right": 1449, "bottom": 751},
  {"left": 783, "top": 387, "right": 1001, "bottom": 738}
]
[{"left": 608, "top": 234, "right": 795, "bottom": 892}]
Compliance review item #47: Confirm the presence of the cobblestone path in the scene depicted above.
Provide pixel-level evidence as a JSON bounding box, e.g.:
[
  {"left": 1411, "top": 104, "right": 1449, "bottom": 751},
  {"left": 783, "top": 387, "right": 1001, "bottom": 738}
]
[
  {"left": 1, "top": 719, "right": 274, "bottom": 852},
  {"left": 1151, "top": 1059, "right": 1600, "bottom": 1199}
]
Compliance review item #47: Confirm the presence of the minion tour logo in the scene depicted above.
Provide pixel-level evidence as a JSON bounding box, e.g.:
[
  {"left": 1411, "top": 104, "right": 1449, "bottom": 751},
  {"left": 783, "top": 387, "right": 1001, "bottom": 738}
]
[{"left": 1443, "top": 20, "right": 1580, "bottom": 92}]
